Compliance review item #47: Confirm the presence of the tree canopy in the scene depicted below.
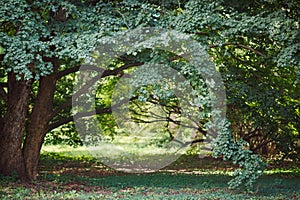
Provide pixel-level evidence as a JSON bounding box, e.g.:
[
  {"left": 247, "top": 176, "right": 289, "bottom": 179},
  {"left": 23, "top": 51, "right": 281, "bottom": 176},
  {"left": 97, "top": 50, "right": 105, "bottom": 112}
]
[{"left": 0, "top": 0, "right": 299, "bottom": 189}]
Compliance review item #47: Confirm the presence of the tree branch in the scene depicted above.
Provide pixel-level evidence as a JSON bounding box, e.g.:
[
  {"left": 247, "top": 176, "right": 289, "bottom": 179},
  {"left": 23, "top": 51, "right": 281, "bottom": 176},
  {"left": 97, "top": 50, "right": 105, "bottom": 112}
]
[
  {"left": 0, "top": 83, "right": 8, "bottom": 103},
  {"left": 103, "top": 62, "right": 144, "bottom": 77},
  {"left": 47, "top": 106, "right": 112, "bottom": 132},
  {"left": 56, "top": 62, "right": 144, "bottom": 80},
  {"left": 56, "top": 65, "right": 81, "bottom": 79},
  {"left": 51, "top": 62, "right": 144, "bottom": 120},
  {"left": 209, "top": 42, "right": 264, "bottom": 56},
  {"left": 131, "top": 111, "right": 206, "bottom": 135},
  {"left": 48, "top": 96, "right": 138, "bottom": 132},
  {"left": 252, "top": 139, "right": 273, "bottom": 153},
  {"left": 0, "top": 82, "right": 8, "bottom": 87}
]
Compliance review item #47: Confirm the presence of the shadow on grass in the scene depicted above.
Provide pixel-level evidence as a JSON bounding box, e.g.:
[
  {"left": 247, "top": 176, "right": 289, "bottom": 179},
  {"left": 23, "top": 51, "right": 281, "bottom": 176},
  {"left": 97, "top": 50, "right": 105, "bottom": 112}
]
[
  {"left": 36, "top": 152, "right": 300, "bottom": 198},
  {"left": 1, "top": 152, "right": 299, "bottom": 199},
  {"left": 35, "top": 170, "right": 300, "bottom": 199}
]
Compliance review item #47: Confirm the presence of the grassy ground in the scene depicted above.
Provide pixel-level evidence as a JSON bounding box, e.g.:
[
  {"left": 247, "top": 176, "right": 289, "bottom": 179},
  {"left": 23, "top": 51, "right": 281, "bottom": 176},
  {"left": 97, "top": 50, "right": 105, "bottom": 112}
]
[{"left": 0, "top": 145, "right": 299, "bottom": 199}]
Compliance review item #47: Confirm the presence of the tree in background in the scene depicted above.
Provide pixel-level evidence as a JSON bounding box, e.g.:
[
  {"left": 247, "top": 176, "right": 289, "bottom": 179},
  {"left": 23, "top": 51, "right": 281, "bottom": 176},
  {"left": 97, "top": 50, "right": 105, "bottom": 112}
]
[{"left": 172, "top": 0, "right": 300, "bottom": 158}]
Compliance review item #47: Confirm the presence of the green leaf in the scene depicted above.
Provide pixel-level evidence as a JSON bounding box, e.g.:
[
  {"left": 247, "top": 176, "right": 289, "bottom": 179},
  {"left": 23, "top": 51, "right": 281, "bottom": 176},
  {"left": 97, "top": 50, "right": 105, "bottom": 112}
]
[{"left": 0, "top": 45, "right": 4, "bottom": 54}]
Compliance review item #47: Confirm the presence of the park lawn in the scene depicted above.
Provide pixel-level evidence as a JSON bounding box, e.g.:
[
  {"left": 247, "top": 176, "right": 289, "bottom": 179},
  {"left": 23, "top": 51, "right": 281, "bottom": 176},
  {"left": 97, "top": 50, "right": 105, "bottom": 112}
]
[{"left": 0, "top": 145, "right": 299, "bottom": 199}]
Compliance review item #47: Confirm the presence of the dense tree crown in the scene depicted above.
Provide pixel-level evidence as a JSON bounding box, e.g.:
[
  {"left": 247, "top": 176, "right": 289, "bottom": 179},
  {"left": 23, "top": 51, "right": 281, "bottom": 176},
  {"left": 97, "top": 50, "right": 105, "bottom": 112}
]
[{"left": 0, "top": 0, "right": 299, "bottom": 189}]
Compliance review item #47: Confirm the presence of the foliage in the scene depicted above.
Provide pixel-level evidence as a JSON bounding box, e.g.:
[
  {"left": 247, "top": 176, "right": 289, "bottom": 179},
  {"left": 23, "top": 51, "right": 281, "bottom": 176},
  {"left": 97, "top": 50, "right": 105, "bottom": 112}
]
[
  {"left": 171, "top": 0, "right": 300, "bottom": 160},
  {"left": 212, "top": 119, "right": 266, "bottom": 189},
  {"left": 0, "top": 0, "right": 299, "bottom": 189}
]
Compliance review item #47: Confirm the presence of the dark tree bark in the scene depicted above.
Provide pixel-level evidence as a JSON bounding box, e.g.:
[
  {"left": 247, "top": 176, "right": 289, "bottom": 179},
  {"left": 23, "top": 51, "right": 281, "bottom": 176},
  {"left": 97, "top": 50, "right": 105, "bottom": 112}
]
[
  {"left": 0, "top": 73, "right": 32, "bottom": 181},
  {"left": 0, "top": 59, "right": 58, "bottom": 182},
  {"left": 0, "top": 58, "right": 141, "bottom": 182},
  {"left": 22, "top": 59, "right": 58, "bottom": 181}
]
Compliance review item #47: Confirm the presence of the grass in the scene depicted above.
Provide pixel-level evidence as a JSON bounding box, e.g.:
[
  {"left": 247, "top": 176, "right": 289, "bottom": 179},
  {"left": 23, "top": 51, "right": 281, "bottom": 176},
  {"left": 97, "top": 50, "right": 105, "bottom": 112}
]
[{"left": 0, "top": 145, "right": 299, "bottom": 199}]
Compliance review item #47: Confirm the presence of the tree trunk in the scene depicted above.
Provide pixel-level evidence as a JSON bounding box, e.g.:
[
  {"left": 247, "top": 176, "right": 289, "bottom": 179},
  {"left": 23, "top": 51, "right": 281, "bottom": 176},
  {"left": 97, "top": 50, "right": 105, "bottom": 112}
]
[
  {"left": 0, "top": 73, "right": 32, "bottom": 181},
  {"left": 22, "top": 60, "right": 58, "bottom": 181}
]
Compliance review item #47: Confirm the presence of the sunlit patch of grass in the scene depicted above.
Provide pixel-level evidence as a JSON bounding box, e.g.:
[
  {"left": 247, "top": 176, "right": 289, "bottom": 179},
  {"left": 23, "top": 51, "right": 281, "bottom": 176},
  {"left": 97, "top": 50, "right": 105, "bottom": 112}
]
[
  {"left": 41, "top": 144, "right": 92, "bottom": 157},
  {"left": 264, "top": 168, "right": 300, "bottom": 176}
]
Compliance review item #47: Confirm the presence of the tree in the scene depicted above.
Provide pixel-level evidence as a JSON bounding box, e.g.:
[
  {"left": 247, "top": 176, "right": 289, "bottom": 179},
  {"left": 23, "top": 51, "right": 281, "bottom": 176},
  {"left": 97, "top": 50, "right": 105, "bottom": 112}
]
[
  {"left": 0, "top": 0, "right": 298, "bottom": 189},
  {"left": 0, "top": 0, "right": 130, "bottom": 181},
  {"left": 0, "top": 0, "right": 196, "bottom": 182}
]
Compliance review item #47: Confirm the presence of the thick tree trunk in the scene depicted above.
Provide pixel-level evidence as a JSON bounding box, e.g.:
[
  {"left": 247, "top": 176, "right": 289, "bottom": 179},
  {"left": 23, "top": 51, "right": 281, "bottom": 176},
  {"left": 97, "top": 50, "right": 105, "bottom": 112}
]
[
  {"left": 22, "top": 60, "right": 58, "bottom": 181},
  {"left": 0, "top": 59, "right": 58, "bottom": 182},
  {"left": 0, "top": 73, "right": 32, "bottom": 181}
]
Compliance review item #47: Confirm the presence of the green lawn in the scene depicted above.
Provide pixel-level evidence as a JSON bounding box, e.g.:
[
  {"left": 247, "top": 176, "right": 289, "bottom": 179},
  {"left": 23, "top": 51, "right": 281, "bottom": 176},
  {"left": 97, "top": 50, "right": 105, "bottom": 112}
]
[{"left": 0, "top": 145, "right": 299, "bottom": 199}]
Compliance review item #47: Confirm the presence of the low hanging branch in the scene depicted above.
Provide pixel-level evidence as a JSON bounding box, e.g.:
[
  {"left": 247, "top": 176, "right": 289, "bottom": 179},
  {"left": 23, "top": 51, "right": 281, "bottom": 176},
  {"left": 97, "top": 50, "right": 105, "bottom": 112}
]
[{"left": 129, "top": 98, "right": 207, "bottom": 137}]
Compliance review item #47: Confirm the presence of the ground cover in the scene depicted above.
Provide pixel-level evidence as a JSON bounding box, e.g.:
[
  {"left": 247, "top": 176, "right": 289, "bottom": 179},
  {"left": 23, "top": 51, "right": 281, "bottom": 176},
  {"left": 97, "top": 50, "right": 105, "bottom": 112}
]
[{"left": 0, "top": 145, "right": 299, "bottom": 199}]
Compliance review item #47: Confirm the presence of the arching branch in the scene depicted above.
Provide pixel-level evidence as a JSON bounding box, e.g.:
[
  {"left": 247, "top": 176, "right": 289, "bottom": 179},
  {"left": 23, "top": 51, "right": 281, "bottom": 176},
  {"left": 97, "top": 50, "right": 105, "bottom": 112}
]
[
  {"left": 48, "top": 96, "right": 138, "bottom": 132},
  {"left": 51, "top": 62, "right": 143, "bottom": 120}
]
